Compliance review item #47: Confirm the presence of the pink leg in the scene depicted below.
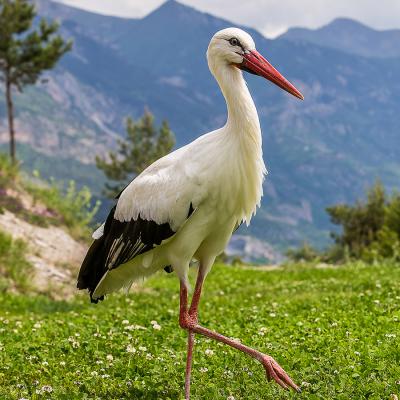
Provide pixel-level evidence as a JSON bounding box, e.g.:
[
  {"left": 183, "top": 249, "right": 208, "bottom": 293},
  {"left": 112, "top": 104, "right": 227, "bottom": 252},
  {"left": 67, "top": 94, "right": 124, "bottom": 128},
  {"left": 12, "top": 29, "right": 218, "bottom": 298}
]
[
  {"left": 179, "top": 269, "right": 300, "bottom": 395},
  {"left": 185, "top": 331, "right": 195, "bottom": 399},
  {"left": 180, "top": 282, "right": 195, "bottom": 400}
]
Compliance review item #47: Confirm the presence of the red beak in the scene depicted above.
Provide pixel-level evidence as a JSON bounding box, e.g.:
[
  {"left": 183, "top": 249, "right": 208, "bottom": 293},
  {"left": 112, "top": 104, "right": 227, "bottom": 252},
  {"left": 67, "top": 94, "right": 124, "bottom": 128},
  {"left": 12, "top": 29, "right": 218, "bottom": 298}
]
[{"left": 240, "top": 50, "right": 304, "bottom": 100}]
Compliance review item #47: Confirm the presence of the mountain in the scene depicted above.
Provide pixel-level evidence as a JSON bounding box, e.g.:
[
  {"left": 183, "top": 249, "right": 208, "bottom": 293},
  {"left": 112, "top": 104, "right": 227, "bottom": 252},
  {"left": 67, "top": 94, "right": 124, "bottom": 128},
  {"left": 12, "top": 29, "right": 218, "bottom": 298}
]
[
  {"left": 1, "top": 0, "right": 400, "bottom": 260},
  {"left": 281, "top": 18, "right": 400, "bottom": 58}
]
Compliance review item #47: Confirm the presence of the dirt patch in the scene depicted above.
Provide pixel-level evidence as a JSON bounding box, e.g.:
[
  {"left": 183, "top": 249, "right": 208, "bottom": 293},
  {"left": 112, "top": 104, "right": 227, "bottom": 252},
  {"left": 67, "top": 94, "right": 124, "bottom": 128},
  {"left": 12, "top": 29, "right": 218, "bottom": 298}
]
[{"left": 0, "top": 209, "right": 87, "bottom": 298}]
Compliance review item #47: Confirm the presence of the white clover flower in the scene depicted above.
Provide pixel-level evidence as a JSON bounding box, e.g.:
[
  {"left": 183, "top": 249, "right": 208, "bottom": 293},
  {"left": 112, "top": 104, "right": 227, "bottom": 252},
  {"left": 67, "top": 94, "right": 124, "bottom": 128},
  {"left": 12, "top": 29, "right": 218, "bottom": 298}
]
[
  {"left": 269, "top": 312, "right": 276, "bottom": 317},
  {"left": 41, "top": 385, "right": 53, "bottom": 393},
  {"left": 301, "top": 381, "right": 312, "bottom": 388},
  {"left": 205, "top": 349, "right": 214, "bottom": 356},
  {"left": 227, "top": 395, "right": 235, "bottom": 400},
  {"left": 125, "top": 324, "right": 147, "bottom": 331},
  {"left": 68, "top": 336, "right": 80, "bottom": 348},
  {"left": 200, "top": 367, "right": 208, "bottom": 373},
  {"left": 42, "top": 361, "right": 49, "bottom": 366},
  {"left": 106, "top": 354, "right": 114, "bottom": 362},
  {"left": 152, "top": 323, "right": 161, "bottom": 330},
  {"left": 122, "top": 320, "right": 130, "bottom": 325},
  {"left": 60, "top": 361, "right": 66, "bottom": 366},
  {"left": 91, "top": 371, "right": 98, "bottom": 377},
  {"left": 354, "top": 351, "right": 361, "bottom": 356},
  {"left": 138, "top": 346, "right": 147, "bottom": 352},
  {"left": 126, "top": 344, "right": 136, "bottom": 354},
  {"left": 101, "top": 374, "right": 110, "bottom": 379}
]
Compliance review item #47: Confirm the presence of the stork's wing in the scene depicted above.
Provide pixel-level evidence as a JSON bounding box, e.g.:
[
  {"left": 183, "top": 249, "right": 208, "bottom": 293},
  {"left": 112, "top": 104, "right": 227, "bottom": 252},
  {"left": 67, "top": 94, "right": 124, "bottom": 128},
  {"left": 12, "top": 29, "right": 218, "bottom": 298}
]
[{"left": 77, "top": 151, "right": 201, "bottom": 302}]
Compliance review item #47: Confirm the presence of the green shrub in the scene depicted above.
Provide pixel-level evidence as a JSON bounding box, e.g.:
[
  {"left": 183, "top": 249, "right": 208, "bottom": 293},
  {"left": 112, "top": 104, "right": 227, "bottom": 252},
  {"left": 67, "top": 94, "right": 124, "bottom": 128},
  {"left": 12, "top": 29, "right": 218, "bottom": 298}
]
[
  {"left": 286, "top": 242, "right": 320, "bottom": 263},
  {"left": 287, "top": 182, "right": 400, "bottom": 264},
  {"left": 26, "top": 177, "right": 100, "bottom": 241},
  {"left": 362, "top": 193, "right": 400, "bottom": 262},
  {"left": 0, "top": 153, "right": 19, "bottom": 188},
  {"left": 0, "top": 229, "right": 32, "bottom": 293}
]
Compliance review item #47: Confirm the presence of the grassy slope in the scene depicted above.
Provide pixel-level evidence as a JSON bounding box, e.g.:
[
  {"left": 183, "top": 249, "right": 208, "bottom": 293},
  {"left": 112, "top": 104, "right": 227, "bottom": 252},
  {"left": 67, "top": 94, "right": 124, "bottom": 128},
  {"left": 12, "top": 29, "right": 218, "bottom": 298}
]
[
  {"left": 0, "top": 230, "right": 33, "bottom": 293},
  {"left": 0, "top": 262, "right": 399, "bottom": 399}
]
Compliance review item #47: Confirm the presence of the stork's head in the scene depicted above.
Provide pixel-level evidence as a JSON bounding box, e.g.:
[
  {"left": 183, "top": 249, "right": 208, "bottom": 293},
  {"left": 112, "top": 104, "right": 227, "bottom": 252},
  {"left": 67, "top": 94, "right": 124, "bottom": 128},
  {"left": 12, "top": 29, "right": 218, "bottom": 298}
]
[{"left": 207, "top": 27, "right": 304, "bottom": 100}]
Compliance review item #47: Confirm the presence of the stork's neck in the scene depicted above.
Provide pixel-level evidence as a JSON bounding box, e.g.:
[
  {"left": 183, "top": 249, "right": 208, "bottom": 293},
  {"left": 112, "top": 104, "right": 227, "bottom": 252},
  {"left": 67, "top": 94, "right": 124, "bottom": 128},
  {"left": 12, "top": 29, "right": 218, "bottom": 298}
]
[
  {"left": 213, "top": 63, "right": 262, "bottom": 148},
  {"left": 210, "top": 62, "right": 266, "bottom": 225}
]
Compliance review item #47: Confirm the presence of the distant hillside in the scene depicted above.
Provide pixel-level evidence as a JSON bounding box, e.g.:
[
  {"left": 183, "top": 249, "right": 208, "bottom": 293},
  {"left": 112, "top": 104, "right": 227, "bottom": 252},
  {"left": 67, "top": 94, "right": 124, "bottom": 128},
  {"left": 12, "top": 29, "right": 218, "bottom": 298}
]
[
  {"left": 281, "top": 18, "right": 400, "bottom": 58},
  {"left": 0, "top": 0, "right": 399, "bottom": 257}
]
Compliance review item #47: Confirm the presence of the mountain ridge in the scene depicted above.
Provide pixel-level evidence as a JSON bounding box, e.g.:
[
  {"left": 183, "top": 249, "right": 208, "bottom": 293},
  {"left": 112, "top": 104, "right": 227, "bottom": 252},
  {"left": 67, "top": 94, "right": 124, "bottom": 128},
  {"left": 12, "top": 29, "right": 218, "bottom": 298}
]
[{"left": 281, "top": 17, "right": 400, "bottom": 58}]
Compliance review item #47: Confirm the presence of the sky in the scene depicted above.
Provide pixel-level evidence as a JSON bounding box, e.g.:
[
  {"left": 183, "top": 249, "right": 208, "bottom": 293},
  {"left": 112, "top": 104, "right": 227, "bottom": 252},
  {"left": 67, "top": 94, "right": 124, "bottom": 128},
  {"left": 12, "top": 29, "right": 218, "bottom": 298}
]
[{"left": 56, "top": 0, "right": 400, "bottom": 38}]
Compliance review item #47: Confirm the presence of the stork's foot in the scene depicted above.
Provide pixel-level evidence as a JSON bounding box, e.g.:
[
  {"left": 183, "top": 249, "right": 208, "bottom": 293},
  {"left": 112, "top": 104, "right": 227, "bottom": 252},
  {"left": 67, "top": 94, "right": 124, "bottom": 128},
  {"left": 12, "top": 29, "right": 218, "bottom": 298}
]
[{"left": 262, "top": 355, "right": 301, "bottom": 392}]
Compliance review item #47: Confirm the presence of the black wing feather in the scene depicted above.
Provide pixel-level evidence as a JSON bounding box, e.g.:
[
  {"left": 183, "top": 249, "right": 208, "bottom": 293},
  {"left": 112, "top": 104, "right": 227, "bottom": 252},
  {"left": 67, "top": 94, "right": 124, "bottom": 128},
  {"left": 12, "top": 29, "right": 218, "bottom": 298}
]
[{"left": 77, "top": 203, "right": 194, "bottom": 303}]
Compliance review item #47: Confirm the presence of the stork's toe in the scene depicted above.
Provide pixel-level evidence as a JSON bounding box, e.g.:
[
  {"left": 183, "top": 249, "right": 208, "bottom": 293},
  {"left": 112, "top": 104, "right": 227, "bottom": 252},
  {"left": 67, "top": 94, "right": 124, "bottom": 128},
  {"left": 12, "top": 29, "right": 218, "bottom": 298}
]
[{"left": 262, "top": 355, "right": 300, "bottom": 392}]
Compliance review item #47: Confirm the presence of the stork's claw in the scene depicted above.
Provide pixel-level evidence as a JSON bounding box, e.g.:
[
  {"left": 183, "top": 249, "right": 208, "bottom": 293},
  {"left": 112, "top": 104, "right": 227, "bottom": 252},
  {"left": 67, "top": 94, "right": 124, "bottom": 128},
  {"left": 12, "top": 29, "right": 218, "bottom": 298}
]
[{"left": 262, "top": 355, "right": 300, "bottom": 392}]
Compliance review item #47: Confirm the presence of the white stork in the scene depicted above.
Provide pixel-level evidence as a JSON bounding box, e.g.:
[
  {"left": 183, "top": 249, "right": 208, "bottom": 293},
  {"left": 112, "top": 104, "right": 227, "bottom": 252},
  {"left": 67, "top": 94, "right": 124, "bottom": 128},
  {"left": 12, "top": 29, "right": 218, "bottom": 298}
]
[{"left": 78, "top": 27, "right": 304, "bottom": 398}]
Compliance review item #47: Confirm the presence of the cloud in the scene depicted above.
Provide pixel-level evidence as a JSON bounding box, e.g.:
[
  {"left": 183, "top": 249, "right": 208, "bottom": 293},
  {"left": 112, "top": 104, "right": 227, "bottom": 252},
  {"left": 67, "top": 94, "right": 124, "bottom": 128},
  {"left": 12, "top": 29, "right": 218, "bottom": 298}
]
[
  {"left": 56, "top": 0, "right": 162, "bottom": 17},
  {"left": 57, "top": 0, "right": 400, "bottom": 38}
]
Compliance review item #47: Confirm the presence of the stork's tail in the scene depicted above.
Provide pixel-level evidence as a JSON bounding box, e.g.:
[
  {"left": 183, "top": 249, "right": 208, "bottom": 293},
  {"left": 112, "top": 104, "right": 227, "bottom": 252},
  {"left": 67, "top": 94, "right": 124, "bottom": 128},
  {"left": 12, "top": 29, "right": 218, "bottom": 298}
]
[{"left": 77, "top": 237, "right": 108, "bottom": 303}]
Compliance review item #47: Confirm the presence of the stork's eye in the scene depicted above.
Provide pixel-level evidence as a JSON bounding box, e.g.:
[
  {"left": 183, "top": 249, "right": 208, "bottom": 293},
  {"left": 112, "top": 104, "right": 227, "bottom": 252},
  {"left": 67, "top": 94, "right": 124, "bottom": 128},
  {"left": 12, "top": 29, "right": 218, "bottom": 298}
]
[{"left": 229, "top": 38, "right": 239, "bottom": 47}]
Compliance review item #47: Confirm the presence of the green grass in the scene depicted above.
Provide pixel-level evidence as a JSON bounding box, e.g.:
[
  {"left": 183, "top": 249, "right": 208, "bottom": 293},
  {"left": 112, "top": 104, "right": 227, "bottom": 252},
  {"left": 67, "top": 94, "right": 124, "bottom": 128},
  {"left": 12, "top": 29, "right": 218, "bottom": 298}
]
[
  {"left": 0, "top": 262, "right": 399, "bottom": 399},
  {"left": 0, "top": 230, "right": 33, "bottom": 294}
]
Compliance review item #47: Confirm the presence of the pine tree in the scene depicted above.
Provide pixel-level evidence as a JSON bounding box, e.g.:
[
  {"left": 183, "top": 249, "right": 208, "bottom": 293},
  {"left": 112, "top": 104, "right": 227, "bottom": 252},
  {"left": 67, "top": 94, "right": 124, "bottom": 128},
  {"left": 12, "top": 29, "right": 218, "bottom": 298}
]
[
  {"left": 326, "top": 181, "right": 386, "bottom": 258},
  {"left": 0, "top": 0, "right": 72, "bottom": 163},
  {"left": 96, "top": 111, "right": 175, "bottom": 198}
]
